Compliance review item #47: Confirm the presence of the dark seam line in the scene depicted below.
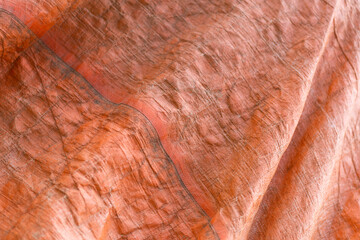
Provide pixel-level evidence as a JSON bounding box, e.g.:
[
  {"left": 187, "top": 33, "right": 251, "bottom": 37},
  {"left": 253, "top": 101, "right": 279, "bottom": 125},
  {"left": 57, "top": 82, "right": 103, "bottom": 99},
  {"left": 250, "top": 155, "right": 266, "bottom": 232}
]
[
  {"left": 121, "top": 103, "right": 221, "bottom": 240},
  {"left": 0, "top": 9, "right": 38, "bottom": 70},
  {"left": 1, "top": 8, "right": 220, "bottom": 240},
  {"left": 39, "top": 39, "right": 221, "bottom": 240}
]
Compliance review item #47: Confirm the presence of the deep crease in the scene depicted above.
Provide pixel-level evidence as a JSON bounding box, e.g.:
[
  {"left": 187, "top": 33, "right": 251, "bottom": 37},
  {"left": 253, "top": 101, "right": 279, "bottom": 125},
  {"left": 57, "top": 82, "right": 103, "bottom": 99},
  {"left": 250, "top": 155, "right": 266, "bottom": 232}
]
[{"left": 247, "top": 0, "right": 339, "bottom": 237}]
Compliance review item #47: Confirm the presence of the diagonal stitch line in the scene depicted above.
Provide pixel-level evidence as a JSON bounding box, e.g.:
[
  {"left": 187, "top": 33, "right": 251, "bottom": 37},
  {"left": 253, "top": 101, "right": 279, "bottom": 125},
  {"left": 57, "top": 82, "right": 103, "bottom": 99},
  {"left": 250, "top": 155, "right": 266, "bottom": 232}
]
[
  {"left": 1, "top": 9, "right": 220, "bottom": 239},
  {"left": 0, "top": 1, "right": 79, "bottom": 70}
]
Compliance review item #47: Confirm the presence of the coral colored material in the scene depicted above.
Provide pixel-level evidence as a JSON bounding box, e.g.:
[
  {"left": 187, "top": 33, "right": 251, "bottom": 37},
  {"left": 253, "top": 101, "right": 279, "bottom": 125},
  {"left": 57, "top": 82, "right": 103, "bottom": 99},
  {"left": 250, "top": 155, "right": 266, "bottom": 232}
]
[{"left": 0, "top": 0, "right": 359, "bottom": 239}]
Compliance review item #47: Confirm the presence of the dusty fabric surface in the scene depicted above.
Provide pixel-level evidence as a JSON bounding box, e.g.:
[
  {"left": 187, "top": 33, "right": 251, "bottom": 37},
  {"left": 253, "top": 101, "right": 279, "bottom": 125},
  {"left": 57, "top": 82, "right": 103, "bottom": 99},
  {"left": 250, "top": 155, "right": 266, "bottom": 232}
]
[{"left": 0, "top": 0, "right": 359, "bottom": 239}]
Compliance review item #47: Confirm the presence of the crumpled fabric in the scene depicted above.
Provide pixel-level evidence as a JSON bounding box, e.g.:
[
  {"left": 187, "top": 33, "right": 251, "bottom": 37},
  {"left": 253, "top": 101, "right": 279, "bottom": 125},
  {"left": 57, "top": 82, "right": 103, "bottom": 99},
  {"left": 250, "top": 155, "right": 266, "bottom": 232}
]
[{"left": 0, "top": 0, "right": 359, "bottom": 239}]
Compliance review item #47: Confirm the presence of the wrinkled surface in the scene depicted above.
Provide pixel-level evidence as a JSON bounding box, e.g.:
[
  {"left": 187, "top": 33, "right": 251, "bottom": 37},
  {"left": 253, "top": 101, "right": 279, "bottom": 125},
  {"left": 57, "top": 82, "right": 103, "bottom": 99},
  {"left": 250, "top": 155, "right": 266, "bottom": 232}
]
[{"left": 0, "top": 0, "right": 359, "bottom": 239}]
